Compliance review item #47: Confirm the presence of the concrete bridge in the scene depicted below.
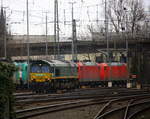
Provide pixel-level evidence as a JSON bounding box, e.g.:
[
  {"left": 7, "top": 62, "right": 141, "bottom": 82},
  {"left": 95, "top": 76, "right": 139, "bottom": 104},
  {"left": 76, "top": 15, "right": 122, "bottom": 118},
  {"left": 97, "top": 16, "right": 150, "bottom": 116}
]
[{"left": 0, "top": 35, "right": 149, "bottom": 59}]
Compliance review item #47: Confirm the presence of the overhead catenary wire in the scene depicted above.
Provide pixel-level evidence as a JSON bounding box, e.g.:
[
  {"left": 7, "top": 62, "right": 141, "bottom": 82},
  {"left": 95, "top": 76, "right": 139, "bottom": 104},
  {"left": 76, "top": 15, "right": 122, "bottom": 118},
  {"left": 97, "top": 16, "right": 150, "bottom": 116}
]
[{"left": 4, "top": 0, "right": 149, "bottom": 37}]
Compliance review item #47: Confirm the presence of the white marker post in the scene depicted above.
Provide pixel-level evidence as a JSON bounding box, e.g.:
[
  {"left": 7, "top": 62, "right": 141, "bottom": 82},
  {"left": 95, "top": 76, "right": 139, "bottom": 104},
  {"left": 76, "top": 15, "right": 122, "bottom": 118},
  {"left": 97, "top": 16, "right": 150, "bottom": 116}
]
[
  {"left": 108, "top": 81, "right": 112, "bottom": 87},
  {"left": 127, "top": 80, "right": 132, "bottom": 88}
]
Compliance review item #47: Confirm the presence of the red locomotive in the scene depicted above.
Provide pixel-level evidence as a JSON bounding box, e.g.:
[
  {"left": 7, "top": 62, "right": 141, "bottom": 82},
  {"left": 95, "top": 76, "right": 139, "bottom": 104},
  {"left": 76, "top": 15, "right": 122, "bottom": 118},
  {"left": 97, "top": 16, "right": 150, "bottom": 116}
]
[
  {"left": 78, "top": 62, "right": 129, "bottom": 87},
  {"left": 78, "top": 62, "right": 100, "bottom": 86}
]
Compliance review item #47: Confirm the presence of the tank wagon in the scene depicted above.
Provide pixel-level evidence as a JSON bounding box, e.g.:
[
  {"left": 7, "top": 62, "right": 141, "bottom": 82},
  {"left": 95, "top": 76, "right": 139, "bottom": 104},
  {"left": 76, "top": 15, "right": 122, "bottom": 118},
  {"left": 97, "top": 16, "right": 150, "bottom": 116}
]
[{"left": 30, "top": 60, "right": 78, "bottom": 92}]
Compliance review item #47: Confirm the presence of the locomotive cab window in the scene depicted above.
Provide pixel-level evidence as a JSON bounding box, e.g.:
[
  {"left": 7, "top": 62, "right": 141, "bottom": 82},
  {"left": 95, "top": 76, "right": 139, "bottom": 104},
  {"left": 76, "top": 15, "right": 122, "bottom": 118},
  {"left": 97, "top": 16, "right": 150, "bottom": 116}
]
[
  {"left": 31, "top": 65, "right": 41, "bottom": 73},
  {"left": 41, "top": 65, "right": 50, "bottom": 73},
  {"left": 55, "top": 68, "right": 60, "bottom": 76},
  {"left": 50, "top": 67, "right": 54, "bottom": 73},
  {"left": 25, "top": 66, "right": 27, "bottom": 71}
]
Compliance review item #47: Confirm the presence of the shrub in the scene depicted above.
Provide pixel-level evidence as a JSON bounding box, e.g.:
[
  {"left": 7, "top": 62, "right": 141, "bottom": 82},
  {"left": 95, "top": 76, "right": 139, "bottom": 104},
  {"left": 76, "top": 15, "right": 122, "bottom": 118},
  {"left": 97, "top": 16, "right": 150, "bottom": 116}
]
[{"left": 0, "top": 62, "right": 17, "bottom": 119}]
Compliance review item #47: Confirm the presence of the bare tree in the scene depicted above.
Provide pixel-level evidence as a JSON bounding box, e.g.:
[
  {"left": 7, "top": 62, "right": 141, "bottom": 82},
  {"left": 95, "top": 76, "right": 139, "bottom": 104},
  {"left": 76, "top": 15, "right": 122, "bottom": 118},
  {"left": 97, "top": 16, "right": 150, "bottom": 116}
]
[
  {"left": 108, "top": 0, "right": 145, "bottom": 34},
  {"left": 128, "top": 0, "right": 145, "bottom": 33},
  {"left": 85, "top": 0, "right": 146, "bottom": 62},
  {"left": 86, "top": 0, "right": 146, "bottom": 41}
]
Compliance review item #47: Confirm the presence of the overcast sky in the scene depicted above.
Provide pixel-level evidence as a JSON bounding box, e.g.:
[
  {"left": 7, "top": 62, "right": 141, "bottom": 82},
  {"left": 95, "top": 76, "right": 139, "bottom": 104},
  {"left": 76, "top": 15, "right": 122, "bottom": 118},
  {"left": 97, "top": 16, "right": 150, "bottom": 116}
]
[{"left": 2, "top": 0, "right": 150, "bottom": 38}]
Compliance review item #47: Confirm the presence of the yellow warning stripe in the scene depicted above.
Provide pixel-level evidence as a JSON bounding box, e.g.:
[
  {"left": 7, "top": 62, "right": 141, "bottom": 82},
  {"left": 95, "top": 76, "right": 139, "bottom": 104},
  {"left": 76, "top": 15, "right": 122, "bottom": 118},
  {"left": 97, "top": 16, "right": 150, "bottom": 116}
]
[{"left": 30, "top": 73, "right": 53, "bottom": 82}]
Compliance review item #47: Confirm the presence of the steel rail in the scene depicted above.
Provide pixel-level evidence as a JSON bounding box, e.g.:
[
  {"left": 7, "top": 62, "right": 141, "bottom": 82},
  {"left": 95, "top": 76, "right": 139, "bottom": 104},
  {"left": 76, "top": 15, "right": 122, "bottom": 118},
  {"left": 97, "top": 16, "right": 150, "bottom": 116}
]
[
  {"left": 16, "top": 90, "right": 150, "bottom": 104},
  {"left": 94, "top": 94, "right": 150, "bottom": 119},
  {"left": 123, "top": 99, "right": 134, "bottom": 119},
  {"left": 16, "top": 99, "right": 108, "bottom": 119},
  {"left": 95, "top": 99, "right": 150, "bottom": 119},
  {"left": 127, "top": 106, "right": 150, "bottom": 119},
  {"left": 16, "top": 94, "right": 150, "bottom": 119},
  {"left": 14, "top": 88, "right": 148, "bottom": 99}
]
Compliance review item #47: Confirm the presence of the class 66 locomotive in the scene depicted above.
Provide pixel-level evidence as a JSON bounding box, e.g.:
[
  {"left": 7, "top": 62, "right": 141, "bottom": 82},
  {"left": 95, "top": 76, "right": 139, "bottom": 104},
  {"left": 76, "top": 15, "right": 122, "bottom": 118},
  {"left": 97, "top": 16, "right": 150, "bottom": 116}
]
[{"left": 30, "top": 60, "right": 78, "bottom": 93}]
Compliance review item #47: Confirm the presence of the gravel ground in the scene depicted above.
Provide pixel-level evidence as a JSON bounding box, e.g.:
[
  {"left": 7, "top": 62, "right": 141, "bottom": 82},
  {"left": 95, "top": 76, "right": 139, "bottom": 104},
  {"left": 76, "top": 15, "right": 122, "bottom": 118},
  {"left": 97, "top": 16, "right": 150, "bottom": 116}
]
[
  {"left": 29, "top": 104, "right": 105, "bottom": 119},
  {"left": 134, "top": 109, "right": 150, "bottom": 119}
]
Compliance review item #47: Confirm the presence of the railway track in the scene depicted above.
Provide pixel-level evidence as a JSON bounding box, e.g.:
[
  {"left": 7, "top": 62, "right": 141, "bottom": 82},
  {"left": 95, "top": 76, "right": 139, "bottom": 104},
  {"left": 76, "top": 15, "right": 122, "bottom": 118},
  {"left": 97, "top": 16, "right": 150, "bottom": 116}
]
[
  {"left": 15, "top": 88, "right": 149, "bottom": 104},
  {"left": 94, "top": 95, "right": 150, "bottom": 119},
  {"left": 14, "top": 92, "right": 34, "bottom": 97},
  {"left": 16, "top": 93, "right": 150, "bottom": 119},
  {"left": 14, "top": 87, "right": 135, "bottom": 97}
]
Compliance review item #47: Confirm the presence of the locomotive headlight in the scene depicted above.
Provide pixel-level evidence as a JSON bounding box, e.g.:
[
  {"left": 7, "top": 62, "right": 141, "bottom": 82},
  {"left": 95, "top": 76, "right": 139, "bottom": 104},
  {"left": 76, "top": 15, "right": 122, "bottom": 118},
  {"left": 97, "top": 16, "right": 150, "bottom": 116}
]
[{"left": 32, "top": 76, "right": 36, "bottom": 79}]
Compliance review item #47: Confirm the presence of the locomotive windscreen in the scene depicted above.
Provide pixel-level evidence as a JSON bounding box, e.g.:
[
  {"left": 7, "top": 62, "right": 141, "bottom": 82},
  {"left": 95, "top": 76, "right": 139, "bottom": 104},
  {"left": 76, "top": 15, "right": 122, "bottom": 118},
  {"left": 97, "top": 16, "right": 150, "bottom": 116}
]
[
  {"left": 30, "top": 62, "right": 52, "bottom": 73},
  {"left": 31, "top": 65, "right": 41, "bottom": 73},
  {"left": 41, "top": 65, "right": 50, "bottom": 73}
]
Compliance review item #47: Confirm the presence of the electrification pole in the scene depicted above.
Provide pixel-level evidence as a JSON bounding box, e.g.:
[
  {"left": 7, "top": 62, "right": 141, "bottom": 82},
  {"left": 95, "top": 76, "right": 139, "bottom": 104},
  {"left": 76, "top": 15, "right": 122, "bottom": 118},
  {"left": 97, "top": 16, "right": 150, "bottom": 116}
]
[
  {"left": 4, "top": 10, "right": 7, "bottom": 59},
  {"left": 54, "top": 0, "right": 56, "bottom": 59},
  {"left": 96, "top": 4, "right": 98, "bottom": 25},
  {"left": 125, "top": 10, "right": 128, "bottom": 65},
  {"left": 26, "top": 0, "right": 30, "bottom": 88},
  {"left": 105, "top": 0, "right": 112, "bottom": 87},
  {"left": 56, "top": 0, "right": 60, "bottom": 59},
  {"left": 64, "top": 9, "right": 66, "bottom": 26},
  {"left": 45, "top": 12, "right": 48, "bottom": 58},
  {"left": 54, "top": 0, "right": 59, "bottom": 59},
  {"left": 105, "top": 0, "right": 109, "bottom": 61},
  {"left": 69, "top": 1, "right": 76, "bottom": 61},
  {"left": 71, "top": 2, "right": 74, "bottom": 61},
  {"left": 73, "top": 19, "right": 77, "bottom": 61}
]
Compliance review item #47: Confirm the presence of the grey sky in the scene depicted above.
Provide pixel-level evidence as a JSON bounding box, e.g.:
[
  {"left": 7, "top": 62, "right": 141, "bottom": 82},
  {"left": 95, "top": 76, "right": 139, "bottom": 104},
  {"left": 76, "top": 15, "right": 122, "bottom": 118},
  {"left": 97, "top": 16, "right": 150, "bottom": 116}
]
[{"left": 2, "top": 0, "right": 150, "bottom": 38}]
